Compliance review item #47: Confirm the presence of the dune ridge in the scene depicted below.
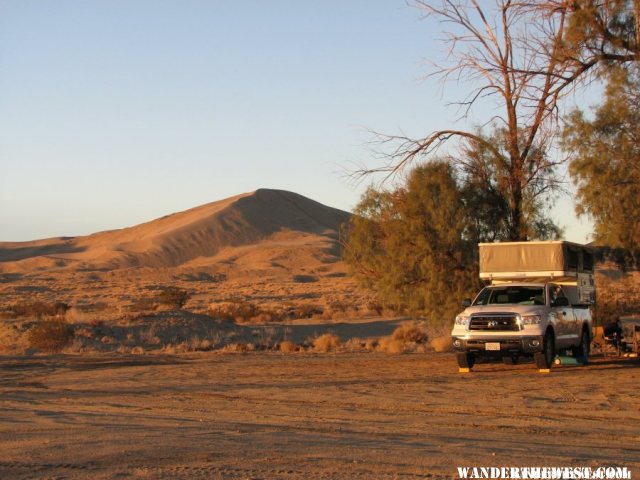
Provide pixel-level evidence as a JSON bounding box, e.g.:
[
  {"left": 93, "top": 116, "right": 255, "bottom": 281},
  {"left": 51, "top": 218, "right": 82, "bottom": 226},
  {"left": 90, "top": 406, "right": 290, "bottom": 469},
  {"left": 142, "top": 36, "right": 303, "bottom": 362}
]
[{"left": 0, "top": 189, "right": 351, "bottom": 271}]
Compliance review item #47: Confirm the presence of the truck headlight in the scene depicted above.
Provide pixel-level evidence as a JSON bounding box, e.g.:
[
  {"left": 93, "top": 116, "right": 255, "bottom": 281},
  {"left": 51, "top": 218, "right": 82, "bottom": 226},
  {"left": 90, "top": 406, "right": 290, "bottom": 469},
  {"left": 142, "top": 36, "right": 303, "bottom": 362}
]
[
  {"left": 520, "top": 314, "right": 542, "bottom": 325},
  {"left": 454, "top": 314, "right": 469, "bottom": 326}
]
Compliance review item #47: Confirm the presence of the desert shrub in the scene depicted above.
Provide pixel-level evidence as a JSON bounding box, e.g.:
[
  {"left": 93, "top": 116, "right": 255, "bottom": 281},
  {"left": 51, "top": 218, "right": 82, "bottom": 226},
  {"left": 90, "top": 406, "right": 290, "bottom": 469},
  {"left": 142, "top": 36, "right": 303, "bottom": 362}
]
[
  {"left": 129, "top": 286, "right": 191, "bottom": 312},
  {"left": 313, "top": 333, "right": 341, "bottom": 352},
  {"left": 8, "top": 301, "right": 70, "bottom": 319},
  {"left": 289, "top": 304, "right": 322, "bottom": 319},
  {"left": 156, "top": 287, "right": 190, "bottom": 308},
  {"left": 391, "top": 321, "right": 429, "bottom": 344},
  {"left": 343, "top": 337, "right": 370, "bottom": 352},
  {"left": 365, "top": 338, "right": 379, "bottom": 350},
  {"left": 0, "top": 323, "right": 30, "bottom": 353},
  {"left": 324, "top": 272, "right": 347, "bottom": 278},
  {"left": 128, "top": 297, "right": 157, "bottom": 312},
  {"left": 27, "top": 319, "right": 74, "bottom": 353},
  {"left": 376, "top": 337, "right": 406, "bottom": 354},
  {"left": 251, "top": 312, "right": 275, "bottom": 323},
  {"left": 430, "top": 335, "right": 453, "bottom": 353},
  {"left": 322, "top": 300, "right": 361, "bottom": 320},
  {"left": 176, "top": 272, "right": 227, "bottom": 283},
  {"left": 221, "top": 343, "right": 251, "bottom": 353},
  {"left": 366, "top": 300, "right": 383, "bottom": 316},
  {"left": 63, "top": 337, "right": 86, "bottom": 354},
  {"left": 279, "top": 340, "right": 297, "bottom": 353},
  {"left": 292, "top": 274, "right": 319, "bottom": 283},
  {"left": 208, "top": 301, "right": 286, "bottom": 323},
  {"left": 209, "top": 301, "right": 258, "bottom": 322}
]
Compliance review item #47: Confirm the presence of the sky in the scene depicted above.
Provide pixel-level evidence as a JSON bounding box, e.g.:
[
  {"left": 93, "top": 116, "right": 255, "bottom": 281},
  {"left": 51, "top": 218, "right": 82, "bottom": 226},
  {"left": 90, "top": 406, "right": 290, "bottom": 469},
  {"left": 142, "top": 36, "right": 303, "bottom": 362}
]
[{"left": 0, "top": 0, "right": 594, "bottom": 242}]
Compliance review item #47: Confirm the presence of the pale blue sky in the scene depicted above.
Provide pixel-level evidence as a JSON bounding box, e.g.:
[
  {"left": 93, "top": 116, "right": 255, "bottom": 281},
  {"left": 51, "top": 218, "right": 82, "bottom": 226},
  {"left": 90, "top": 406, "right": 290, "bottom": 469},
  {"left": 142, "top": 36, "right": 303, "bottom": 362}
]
[{"left": 0, "top": 1, "right": 592, "bottom": 242}]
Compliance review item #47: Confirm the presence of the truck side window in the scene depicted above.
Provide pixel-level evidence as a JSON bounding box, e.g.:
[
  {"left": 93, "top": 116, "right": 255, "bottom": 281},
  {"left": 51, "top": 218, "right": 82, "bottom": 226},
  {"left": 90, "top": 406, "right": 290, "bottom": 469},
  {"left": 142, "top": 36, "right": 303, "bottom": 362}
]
[{"left": 549, "top": 285, "right": 568, "bottom": 306}]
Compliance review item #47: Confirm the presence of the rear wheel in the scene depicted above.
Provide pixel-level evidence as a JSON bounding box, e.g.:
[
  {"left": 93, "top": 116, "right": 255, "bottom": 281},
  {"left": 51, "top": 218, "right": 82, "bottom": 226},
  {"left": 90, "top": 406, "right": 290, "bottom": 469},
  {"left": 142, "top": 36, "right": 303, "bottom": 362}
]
[
  {"left": 456, "top": 352, "right": 476, "bottom": 369},
  {"left": 572, "top": 328, "right": 590, "bottom": 365},
  {"left": 534, "top": 330, "right": 555, "bottom": 369}
]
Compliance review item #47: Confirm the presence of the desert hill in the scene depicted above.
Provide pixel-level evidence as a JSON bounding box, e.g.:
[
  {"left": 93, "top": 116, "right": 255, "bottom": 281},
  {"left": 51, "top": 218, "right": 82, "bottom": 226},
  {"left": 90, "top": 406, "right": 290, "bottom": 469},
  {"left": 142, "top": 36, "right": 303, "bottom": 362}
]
[{"left": 0, "top": 189, "right": 351, "bottom": 271}]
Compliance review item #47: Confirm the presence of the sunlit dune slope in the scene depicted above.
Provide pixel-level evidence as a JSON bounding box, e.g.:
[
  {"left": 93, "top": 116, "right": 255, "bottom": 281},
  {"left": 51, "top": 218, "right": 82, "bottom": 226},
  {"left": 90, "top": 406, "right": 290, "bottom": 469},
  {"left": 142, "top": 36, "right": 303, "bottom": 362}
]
[{"left": 0, "top": 189, "right": 351, "bottom": 271}]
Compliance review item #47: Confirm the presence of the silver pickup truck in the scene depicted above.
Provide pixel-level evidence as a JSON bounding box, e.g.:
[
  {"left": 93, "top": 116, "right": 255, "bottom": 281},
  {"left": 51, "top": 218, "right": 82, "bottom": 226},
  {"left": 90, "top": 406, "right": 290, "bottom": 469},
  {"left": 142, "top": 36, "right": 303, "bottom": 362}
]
[
  {"left": 452, "top": 241, "right": 595, "bottom": 370},
  {"left": 451, "top": 282, "right": 592, "bottom": 369}
]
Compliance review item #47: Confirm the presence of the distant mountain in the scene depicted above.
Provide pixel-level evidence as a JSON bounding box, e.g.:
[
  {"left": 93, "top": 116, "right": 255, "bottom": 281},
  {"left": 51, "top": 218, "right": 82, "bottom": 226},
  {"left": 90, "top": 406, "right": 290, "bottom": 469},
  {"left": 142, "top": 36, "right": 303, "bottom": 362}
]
[{"left": 0, "top": 189, "right": 351, "bottom": 271}]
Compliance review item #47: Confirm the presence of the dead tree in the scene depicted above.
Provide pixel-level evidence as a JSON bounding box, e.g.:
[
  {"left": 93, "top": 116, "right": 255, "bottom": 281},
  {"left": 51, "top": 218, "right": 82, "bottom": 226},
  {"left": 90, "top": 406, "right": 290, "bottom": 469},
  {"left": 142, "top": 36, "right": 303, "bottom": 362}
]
[{"left": 360, "top": 1, "right": 605, "bottom": 241}]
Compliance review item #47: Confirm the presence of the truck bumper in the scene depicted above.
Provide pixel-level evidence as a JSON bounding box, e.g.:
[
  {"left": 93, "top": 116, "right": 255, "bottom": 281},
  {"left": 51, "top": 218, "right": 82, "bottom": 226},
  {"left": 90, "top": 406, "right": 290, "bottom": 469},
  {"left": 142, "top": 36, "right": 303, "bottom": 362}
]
[{"left": 451, "top": 335, "right": 544, "bottom": 355}]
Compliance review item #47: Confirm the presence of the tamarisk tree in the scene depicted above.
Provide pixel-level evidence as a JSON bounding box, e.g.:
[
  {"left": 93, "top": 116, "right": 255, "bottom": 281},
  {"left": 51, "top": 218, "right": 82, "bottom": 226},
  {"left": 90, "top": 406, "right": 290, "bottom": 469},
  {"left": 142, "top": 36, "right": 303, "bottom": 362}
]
[{"left": 360, "top": 0, "right": 613, "bottom": 240}]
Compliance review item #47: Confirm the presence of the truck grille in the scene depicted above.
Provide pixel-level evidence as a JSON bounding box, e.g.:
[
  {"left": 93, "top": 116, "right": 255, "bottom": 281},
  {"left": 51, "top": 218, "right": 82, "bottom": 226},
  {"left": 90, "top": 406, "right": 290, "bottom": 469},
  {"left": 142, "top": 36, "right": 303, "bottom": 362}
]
[{"left": 469, "top": 314, "right": 520, "bottom": 331}]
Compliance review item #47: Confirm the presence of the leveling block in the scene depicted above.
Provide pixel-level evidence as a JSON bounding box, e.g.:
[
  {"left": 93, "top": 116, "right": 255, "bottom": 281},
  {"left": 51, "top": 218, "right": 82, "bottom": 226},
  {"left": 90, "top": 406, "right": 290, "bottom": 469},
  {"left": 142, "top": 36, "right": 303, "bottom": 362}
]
[
  {"left": 538, "top": 368, "right": 551, "bottom": 374},
  {"left": 554, "top": 355, "right": 587, "bottom": 366},
  {"left": 458, "top": 368, "right": 471, "bottom": 373}
]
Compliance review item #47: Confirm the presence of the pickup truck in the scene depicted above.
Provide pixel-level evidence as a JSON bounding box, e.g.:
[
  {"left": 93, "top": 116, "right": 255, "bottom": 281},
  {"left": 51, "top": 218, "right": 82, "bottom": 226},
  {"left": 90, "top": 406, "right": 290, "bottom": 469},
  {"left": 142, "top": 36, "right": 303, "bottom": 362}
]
[
  {"left": 451, "top": 282, "right": 592, "bottom": 369},
  {"left": 451, "top": 241, "right": 595, "bottom": 370}
]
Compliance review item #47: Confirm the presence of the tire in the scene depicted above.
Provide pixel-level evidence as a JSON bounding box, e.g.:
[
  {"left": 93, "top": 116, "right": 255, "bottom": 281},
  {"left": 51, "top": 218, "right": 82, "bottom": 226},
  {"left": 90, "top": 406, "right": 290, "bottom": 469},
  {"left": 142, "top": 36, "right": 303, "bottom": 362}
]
[
  {"left": 456, "top": 352, "right": 476, "bottom": 369},
  {"left": 534, "top": 330, "right": 555, "bottom": 369},
  {"left": 572, "top": 328, "right": 590, "bottom": 365},
  {"left": 502, "top": 355, "right": 518, "bottom": 365}
]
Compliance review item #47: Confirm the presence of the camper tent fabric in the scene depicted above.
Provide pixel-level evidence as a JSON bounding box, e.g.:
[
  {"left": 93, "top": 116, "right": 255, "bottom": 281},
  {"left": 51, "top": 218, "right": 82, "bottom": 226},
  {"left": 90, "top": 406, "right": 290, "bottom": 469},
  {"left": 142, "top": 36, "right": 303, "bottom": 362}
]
[{"left": 479, "top": 242, "right": 567, "bottom": 274}]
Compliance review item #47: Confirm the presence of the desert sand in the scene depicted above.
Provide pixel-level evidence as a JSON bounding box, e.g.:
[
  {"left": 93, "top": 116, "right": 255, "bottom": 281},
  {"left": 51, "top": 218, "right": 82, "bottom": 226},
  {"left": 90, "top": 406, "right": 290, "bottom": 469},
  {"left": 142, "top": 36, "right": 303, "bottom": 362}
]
[
  {"left": 0, "top": 189, "right": 369, "bottom": 328},
  {"left": 1, "top": 190, "right": 639, "bottom": 479},
  {"left": 0, "top": 351, "right": 639, "bottom": 479}
]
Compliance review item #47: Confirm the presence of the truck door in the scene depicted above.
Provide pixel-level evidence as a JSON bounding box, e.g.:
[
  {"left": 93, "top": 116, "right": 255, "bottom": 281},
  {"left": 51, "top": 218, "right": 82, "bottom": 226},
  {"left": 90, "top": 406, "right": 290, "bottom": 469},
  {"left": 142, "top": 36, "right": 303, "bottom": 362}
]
[
  {"left": 548, "top": 284, "right": 574, "bottom": 348},
  {"left": 558, "top": 285, "right": 581, "bottom": 343}
]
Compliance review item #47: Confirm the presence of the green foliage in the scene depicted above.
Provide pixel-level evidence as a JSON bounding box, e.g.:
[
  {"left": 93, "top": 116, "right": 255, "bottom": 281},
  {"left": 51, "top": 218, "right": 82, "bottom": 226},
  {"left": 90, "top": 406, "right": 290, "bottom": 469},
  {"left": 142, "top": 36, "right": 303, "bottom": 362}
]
[
  {"left": 27, "top": 319, "right": 74, "bottom": 353},
  {"left": 562, "top": 65, "right": 640, "bottom": 251},
  {"left": 343, "top": 162, "right": 483, "bottom": 323},
  {"left": 459, "top": 128, "right": 562, "bottom": 242},
  {"left": 564, "top": 1, "right": 639, "bottom": 64},
  {"left": 344, "top": 146, "right": 562, "bottom": 323}
]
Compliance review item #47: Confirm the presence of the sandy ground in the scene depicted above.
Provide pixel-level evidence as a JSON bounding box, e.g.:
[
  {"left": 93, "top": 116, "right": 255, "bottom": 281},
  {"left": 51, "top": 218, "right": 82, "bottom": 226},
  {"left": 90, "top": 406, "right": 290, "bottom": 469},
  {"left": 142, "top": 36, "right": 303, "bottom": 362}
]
[{"left": 1, "top": 352, "right": 638, "bottom": 480}]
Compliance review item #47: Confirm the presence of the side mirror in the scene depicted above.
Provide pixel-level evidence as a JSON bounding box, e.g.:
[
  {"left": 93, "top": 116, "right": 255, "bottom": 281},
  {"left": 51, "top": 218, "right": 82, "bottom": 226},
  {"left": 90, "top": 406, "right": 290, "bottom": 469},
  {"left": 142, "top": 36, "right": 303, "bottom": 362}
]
[
  {"left": 552, "top": 297, "right": 570, "bottom": 308},
  {"left": 461, "top": 298, "right": 472, "bottom": 308}
]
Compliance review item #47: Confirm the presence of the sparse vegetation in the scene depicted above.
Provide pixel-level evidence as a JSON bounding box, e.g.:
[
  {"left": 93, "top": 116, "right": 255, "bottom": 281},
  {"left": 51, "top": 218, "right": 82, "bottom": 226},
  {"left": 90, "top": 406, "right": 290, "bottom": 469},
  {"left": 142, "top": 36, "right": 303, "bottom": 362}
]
[
  {"left": 2, "top": 301, "right": 70, "bottom": 319},
  {"left": 207, "top": 300, "right": 325, "bottom": 323},
  {"left": 27, "top": 319, "right": 74, "bottom": 353},
  {"left": 292, "top": 274, "right": 319, "bottom": 283},
  {"left": 391, "top": 321, "right": 429, "bottom": 344},
  {"left": 278, "top": 340, "right": 297, "bottom": 353},
  {"left": 156, "top": 286, "right": 191, "bottom": 309},
  {"left": 376, "top": 337, "right": 407, "bottom": 354},
  {"left": 312, "top": 333, "right": 341, "bottom": 352},
  {"left": 208, "top": 301, "right": 260, "bottom": 322},
  {"left": 129, "top": 286, "right": 191, "bottom": 312}
]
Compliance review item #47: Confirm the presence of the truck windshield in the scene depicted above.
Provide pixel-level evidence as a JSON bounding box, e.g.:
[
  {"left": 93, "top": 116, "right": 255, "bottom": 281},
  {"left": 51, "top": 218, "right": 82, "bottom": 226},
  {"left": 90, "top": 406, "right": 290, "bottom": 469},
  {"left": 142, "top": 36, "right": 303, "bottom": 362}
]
[{"left": 473, "top": 286, "right": 545, "bottom": 306}]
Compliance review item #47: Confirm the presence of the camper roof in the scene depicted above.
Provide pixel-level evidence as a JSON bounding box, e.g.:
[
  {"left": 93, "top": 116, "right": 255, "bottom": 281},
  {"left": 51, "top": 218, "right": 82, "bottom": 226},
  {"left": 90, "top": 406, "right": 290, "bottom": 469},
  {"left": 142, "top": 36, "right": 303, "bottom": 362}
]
[{"left": 479, "top": 241, "right": 594, "bottom": 281}]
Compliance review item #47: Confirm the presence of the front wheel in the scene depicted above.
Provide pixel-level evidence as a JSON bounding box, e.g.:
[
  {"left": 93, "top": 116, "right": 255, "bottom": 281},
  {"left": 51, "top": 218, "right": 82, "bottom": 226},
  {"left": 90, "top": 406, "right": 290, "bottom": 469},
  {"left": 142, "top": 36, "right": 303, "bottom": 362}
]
[
  {"left": 534, "top": 330, "right": 555, "bottom": 369},
  {"left": 456, "top": 352, "right": 476, "bottom": 369}
]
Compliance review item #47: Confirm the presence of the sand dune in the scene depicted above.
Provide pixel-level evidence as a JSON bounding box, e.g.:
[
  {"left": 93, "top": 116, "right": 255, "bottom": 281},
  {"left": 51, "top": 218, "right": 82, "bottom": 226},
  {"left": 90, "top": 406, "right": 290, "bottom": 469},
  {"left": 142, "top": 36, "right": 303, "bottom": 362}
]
[{"left": 0, "top": 189, "right": 351, "bottom": 271}]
